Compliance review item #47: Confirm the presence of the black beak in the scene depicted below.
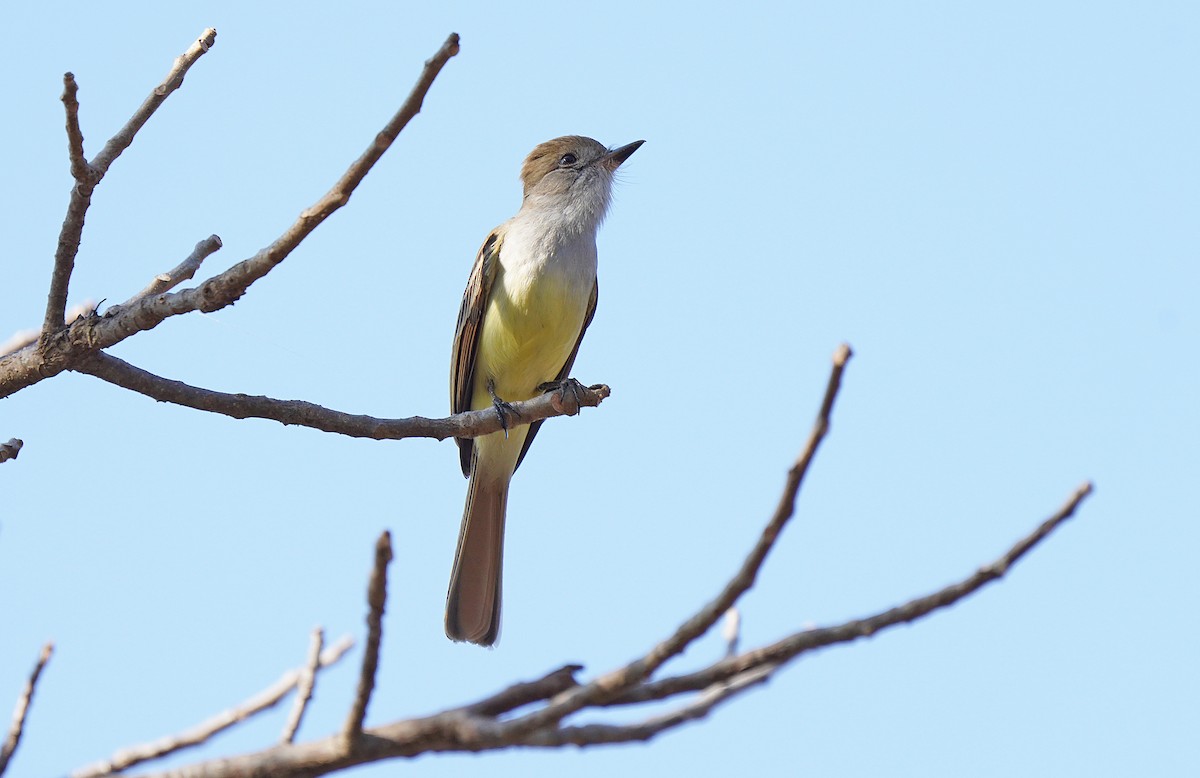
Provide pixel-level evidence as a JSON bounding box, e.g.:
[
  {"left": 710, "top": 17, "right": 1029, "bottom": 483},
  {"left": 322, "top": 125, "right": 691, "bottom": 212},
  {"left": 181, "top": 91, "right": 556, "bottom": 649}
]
[{"left": 599, "top": 139, "right": 645, "bottom": 170}]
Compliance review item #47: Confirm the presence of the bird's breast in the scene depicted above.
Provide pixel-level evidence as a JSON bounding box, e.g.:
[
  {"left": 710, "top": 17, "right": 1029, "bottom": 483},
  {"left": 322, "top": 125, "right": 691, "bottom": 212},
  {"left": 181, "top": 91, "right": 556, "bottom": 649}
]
[{"left": 473, "top": 233, "right": 596, "bottom": 405}]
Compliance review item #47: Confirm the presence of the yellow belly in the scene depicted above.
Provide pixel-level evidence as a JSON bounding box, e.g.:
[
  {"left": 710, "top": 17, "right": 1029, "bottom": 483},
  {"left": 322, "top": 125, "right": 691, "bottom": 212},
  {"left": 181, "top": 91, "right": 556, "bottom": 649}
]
[{"left": 471, "top": 268, "right": 589, "bottom": 411}]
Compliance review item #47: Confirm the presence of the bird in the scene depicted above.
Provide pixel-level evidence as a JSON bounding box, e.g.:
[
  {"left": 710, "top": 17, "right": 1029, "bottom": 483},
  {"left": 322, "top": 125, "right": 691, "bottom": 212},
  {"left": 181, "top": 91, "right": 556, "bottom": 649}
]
[{"left": 446, "top": 135, "right": 643, "bottom": 646}]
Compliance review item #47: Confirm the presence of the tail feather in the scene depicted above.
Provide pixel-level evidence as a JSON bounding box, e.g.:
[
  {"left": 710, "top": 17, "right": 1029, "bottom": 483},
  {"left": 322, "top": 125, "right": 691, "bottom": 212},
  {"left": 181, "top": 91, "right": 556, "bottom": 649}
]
[{"left": 445, "top": 468, "right": 508, "bottom": 646}]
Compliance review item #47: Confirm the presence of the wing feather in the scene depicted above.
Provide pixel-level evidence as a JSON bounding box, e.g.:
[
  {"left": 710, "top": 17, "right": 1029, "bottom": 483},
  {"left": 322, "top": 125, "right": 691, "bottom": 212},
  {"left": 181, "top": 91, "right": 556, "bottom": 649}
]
[{"left": 451, "top": 231, "right": 502, "bottom": 477}]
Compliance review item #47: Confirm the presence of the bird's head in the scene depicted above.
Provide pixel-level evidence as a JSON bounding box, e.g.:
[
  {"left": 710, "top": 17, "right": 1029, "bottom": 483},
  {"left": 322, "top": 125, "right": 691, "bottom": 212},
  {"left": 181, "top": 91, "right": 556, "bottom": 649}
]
[{"left": 519, "top": 136, "right": 644, "bottom": 225}]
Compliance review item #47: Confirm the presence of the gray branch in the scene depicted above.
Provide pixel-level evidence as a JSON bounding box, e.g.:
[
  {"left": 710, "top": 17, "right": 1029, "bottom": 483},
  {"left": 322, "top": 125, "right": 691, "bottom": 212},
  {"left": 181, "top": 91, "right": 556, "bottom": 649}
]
[
  {"left": 0, "top": 643, "right": 54, "bottom": 777},
  {"left": 1, "top": 32, "right": 459, "bottom": 400},
  {"left": 74, "top": 351, "right": 608, "bottom": 442},
  {"left": 115, "top": 348, "right": 1092, "bottom": 778},
  {"left": 70, "top": 636, "right": 354, "bottom": 778},
  {"left": 42, "top": 30, "right": 217, "bottom": 339}
]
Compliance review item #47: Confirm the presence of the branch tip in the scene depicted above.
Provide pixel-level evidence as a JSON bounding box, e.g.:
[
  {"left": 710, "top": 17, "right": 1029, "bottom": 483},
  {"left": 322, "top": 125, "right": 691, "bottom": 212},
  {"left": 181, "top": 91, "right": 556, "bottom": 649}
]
[
  {"left": 69, "top": 635, "right": 354, "bottom": 778},
  {"left": 501, "top": 346, "right": 855, "bottom": 737},
  {"left": 0, "top": 642, "right": 54, "bottom": 777},
  {"left": 0, "top": 439, "right": 23, "bottom": 464},
  {"left": 6, "top": 32, "right": 458, "bottom": 400},
  {"left": 281, "top": 627, "right": 325, "bottom": 744},
  {"left": 124, "top": 235, "right": 225, "bottom": 305},
  {"left": 344, "top": 531, "right": 394, "bottom": 742}
]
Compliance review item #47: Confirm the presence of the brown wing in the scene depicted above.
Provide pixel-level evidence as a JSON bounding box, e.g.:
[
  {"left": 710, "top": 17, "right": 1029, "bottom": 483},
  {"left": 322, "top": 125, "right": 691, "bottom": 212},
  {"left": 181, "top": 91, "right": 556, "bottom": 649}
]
[
  {"left": 513, "top": 278, "right": 598, "bottom": 473},
  {"left": 451, "top": 230, "right": 502, "bottom": 477}
]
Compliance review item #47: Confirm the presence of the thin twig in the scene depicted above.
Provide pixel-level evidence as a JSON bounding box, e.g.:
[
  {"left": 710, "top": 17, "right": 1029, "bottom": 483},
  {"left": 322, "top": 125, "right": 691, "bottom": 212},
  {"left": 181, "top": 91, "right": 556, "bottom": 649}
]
[
  {"left": 74, "top": 351, "right": 608, "bottom": 442},
  {"left": 521, "top": 664, "right": 778, "bottom": 747},
  {"left": 506, "top": 344, "right": 853, "bottom": 736},
  {"left": 139, "top": 476, "right": 1086, "bottom": 778},
  {"left": 70, "top": 635, "right": 353, "bottom": 778},
  {"left": 2, "top": 33, "right": 458, "bottom": 401},
  {"left": 0, "top": 643, "right": 54, "bottom": 778},
  {"left": 141, "top": 479, "right": 1083, "bottom": 778},
  {"left": 101, "top": 31, "right": 462, "bottom": 324},
  {"left": 62, "top": 73, "right": 88, "bottom": 180},
  {"left": 343, "top": 532, "right": 393, "bottom": 743},
  {"left": 464, "top": 665, "right": 584, "bottom": 717},
  {"left": 43, "top": 73, "right": 97, "bottom": 336},
  {"left": 41, "top": 30, "right": 216, "bottom": 342},
  {"left": 281, "top": 628, "right": 325, "bottom": 745},
  {"left": 606, "top": 481, "right": 1095, "bottom": 707},
  {"left": 0, "top": 439, "right": 23, "bottom": 465},
  {"left": 90, "top": 29, "right": 218, "bottom": 178},
  {"left": 125, "top": 235, "right": 224, "bottom": 305}
]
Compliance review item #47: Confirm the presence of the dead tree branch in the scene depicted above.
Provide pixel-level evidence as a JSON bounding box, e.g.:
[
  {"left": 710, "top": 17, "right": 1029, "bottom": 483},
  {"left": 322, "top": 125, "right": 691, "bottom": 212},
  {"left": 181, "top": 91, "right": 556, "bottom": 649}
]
[
  {"left": 75, "top": 350, "right": 608, "bottom": 441},
  {"left": 0, "top": 643, "right": 54, "bottom": 778},
  {"left": 504, "top": 343, "right": 852, "bottom": 735},
  {"left": 70, "top": 636, "right": 354, "bottom": 778},
  {"left": 281, "top": 628, "right": 325, "bottom": 745},
  {"left": 0, "top": 31, "right": 460, "bottom": 400},
  {"left": 127, "top": 235, "right": 224, "bottom": 305},
  {"left": 42, "top": 30, "right": 217, "bottom": 339},
  {"left": 343, "top": 532, "right": 393, "bottom": 742},
  {"left": 602, "top": 481, "right": 1094, "bottom": 708},
  {"left": 115, "top": 347, "right": 1090, "bottom": 778},
  {"left": 6, "top": 25, "right": 1093, "bottom": 778}
]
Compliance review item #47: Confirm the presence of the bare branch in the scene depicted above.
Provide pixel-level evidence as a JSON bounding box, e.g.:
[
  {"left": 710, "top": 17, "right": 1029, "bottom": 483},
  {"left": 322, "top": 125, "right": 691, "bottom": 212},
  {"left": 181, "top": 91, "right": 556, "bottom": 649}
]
[
  {"left": 43, "top": 73, "right": 97, "bottom": 336},
  {"left": 62, "top": 73, "right": 88, "bottom": 180},
  {"left": 135, "top": 479, "right": 1086, "bottom": 778},
  {"left": 521, "top": 664, "right": 778, "bottom": 748},
  {"left": 463, "top": 665, "right": 583, "bottom": 717},
  {"left": 92, "top": 31, "right": 463, "bottom": 331},
  {"left": 281, "top": 628, "right": 325, "bottom": 745},
  {"left": 0, "top": 439, "right": 23, "bottom": 465},
  {"left": 343, "top": 532, "right": 393, "bottom": 742},
  {"left": 70, "top": 635, "right": 353, "bottom": 778},
  {"left": 41, "top": 30, "right": 216, "bottom": 341},
  {"left": 607, "top": 481, "right": 1095, "bottom": 707},
  {"left": 505, "top": 343, "right": 853, "bottom": 735},
  {"left": 0, "top": 643, "right": 53, "bottom": 778},
  {"left": 90, "top": 29, "right": 218, "bottom": 177},
  {"left": 2, "top": 33, "right": 459, "bottom": 401},
  {"left": 126, "top": 235, "right": 224, "bottom": 305},
  {"left": 134, "top": 667, "right": 586, "bottom": 778},
  {"left": 73, "top": 351, "right": 609, "bottom": 442}
]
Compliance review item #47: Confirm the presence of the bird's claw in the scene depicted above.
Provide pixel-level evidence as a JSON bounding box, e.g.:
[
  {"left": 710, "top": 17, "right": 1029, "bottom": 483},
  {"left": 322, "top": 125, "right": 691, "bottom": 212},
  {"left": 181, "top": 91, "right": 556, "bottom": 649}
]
[
  {"left": 537, "top": 377, "right": 586, "bottom": 416},
  {"left": 487, "top": 379, "right": 517, "bottom": 439}
]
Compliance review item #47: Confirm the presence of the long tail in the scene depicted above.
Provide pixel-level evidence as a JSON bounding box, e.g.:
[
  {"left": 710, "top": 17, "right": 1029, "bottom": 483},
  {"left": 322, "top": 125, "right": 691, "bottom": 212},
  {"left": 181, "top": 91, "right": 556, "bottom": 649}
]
[{"left": 445, "top": 464, "right": 508, "bottom": 646}]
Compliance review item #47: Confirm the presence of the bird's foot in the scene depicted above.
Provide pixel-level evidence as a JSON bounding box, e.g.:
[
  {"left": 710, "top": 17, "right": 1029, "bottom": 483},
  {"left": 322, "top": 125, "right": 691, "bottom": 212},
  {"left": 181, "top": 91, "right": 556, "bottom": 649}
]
[
  {"left": 487, "top": 379, "right": 518, "bottom": 439},
  {"left": 537, "top": 377, "right": 587, "bottom": 416}
]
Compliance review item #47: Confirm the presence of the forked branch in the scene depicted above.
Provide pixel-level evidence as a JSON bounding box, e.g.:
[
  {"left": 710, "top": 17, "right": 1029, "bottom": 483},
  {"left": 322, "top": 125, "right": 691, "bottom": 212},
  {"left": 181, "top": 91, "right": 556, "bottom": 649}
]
[
  {"left": 116, "top": 347, "right": 1090, "bottom": 778},
  {"left": 42, "top": 30, "right": 217, "bottom": 339},
  {"left": 6, "top": 26, "right": 1092, "bottom": 778},
  {"left": 0, "top": 31, "right": 460, "bottom": 400},
  {"left": 70, "top": 636, "right": 354, "bottom": 778}
]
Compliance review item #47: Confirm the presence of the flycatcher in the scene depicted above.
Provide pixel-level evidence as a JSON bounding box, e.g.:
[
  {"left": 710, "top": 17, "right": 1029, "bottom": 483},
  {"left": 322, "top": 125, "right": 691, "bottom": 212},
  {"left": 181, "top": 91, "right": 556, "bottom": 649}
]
[{"left": 446, "top": 135, "right": 644, "bottom": 646}]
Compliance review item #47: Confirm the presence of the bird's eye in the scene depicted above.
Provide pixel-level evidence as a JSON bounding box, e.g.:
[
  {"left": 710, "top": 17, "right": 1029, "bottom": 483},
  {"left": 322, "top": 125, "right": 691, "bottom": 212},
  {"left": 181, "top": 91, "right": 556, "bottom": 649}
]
[{"left": 558, "top": 153, "right": 577, "bottom": 166}]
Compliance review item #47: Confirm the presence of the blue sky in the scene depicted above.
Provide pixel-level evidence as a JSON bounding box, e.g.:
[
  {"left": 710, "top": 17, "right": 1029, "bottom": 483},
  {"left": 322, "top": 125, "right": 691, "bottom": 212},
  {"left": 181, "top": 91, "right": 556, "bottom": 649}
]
[{"left": 3, "top": 2, "right": 1197, "bottom": 776}]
